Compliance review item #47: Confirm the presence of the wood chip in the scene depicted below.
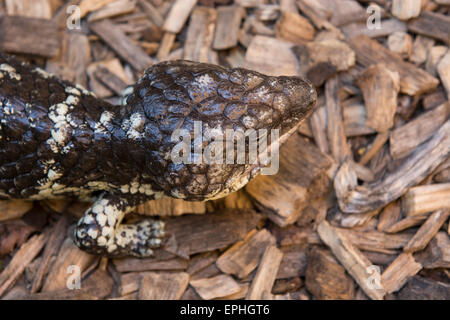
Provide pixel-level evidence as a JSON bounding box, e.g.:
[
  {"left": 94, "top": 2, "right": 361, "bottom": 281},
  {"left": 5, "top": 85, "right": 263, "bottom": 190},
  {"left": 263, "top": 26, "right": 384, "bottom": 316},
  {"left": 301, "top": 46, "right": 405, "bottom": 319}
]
[
  {"left": 184, "top": 7, "right": 217, "bottom": 63},
  {"left": 279, "top": 0, "right": 297, "bottom": 12},
  {"left": 190, "top": 263, "right": 222, "bottom": 281},
  {"left": 276, "top": 245, "right": 307, "bottom": 279},
  {"left": 328, "top": 0, "right": 364, "bottom": 26},
  {"left": 118, "top": 272, "right": 141, "bottom": 296},
  {"left": 47, "top": 32, "right": 91, "bottom": 87},
  {"left": 337, "top": 227, "right": 412, "bottom": 254},
  {"left": 363, "top": 251, "right": 397, "bottom": 267},
  {"left": 408, "top": 11, "right": 450, "bottom": 45},
  {"left": 335, "top": 121, "right": 450, "bottom": 213},
  {"left": 317, "top": 221, "right": 386, "bottom": 300},
  {"left": 389, "top": 102, "right": 449, "bottom": 160},
  {"left": 433, "top": 158, "right": 450, "bottom": 184},
  {"left": 274, "top": 11, "right": 315, "bottom": 43},
  {"left": 78, "top": 264, "right": 114, "bottom": 299},
  {"left": 5, "top": 0, "right": 54, "bottom": 19},
  {"left": 246, "top": 134, "right": 334, "bottom": 226},
  {"left": 0, "top": 220, "right": 39, "bottom": 256},
  {"left": 94, "top": 66, "right": 128, "bottom": 95},
  {"left": 397, "top": 276, "right": 450, "bottom": 300},
  {"left": 387, "top": 31, "right": 412, "bottom": 59},
  {"left": 272, "top": 276, "right": 303, "bottom": 295},
  {"left": 42, "top": 237, "right": 96, "bottom": 292},
  {"left": 137, "top": 197, "right": 206, "bottom": 216},
  {"left": 391, "top": 0, "right": 421, "bottom": 20},
  {"left": 403, "top": 210, "right": 450, "bottom": 253},
  {"left": 191, "top": 274, "right": 242, "bottom": 300},
  {"left": 216, "top": 229, "right": 275, "bottom": 278},
  {"left": 224, "top": 46, "right": 246, "bottom": 68},
  {"left": 293, "top": 39, "right": 355, "bottom": 86},
  {"left": 381, "top": 253, "right": 422, "bottom": 294},
  {"left": 356, "top": 64, "right": 400, "bottom": 132},
  {"left": 31, "top": 216, "right": 69, "bottom": 293},
  {"left": 17, "top": 289, "right": 97, "bottom": 300},
  {"left": 326, "top": 76, "right": 350, "bottom": 163},
  {"left": 162, "top": 0, "right": 198, "bottom": 33},
  {"left": 245, "top": 15, "right": 274, "bottom": 37},
  {"left": 244, "top": 35, "right": 299, "bottom": 76},
  {"left": 348, "top": 35, "right": 439, "bottom": 95},
  {"left": 337, "top": 208, "right": 380, "bottom": 229},
  {"left": 113, "top": 256, "right": 188, "bottom": 273},
  {"left": 180, "top": 286, "right": 202, "bottom": 300},
  {"left": 358, "top": 132, "right": 389, "bottom": 166},
  {"left": 246, "top": 245, "right": 283, "bottom": 300},
  {"left": 86, "top": 58, "right": 130, "bottom": 98},
  {"left": 350, "top": 161, "right": 374, "bottom": 182},
  {"left": 186, "top": 251, "right": 219, "bottom": 276},
  {"left": 342, "top": 99, "right": 377, "bottom": 138},
  {"left": 414, "top": 232, "right": 450, "bottom": 269},
  {"left": 423, "top": 89, "right": 447, "bottom": 111},
  {"left": 377, "top": 202, "right": 402, "bottom": 232},
  {"left": 0, "top": 15, "right": 60, "bottom": 57},
  {"left": 410, "top": 35, "right": 435, "bottom": 65},
  {"left": 342, "top": 19, "right": 407, "bottom": 39},
  {"left": 221, "top": 189, "right": 254, "bottom": 210},
  {"left": 0, "top": 200, "right": 33, "bottom": 222},
  {"left": 164, "top": 209, "right": 263, "bottom": 256},
  {"left": 305, "top": 247, "right": 355, "bottom": 299},
  {"left": 0, "top": 233, "right": 47, "bottom": 297},
  {"left": 255, "top": 4, "right": 279, "bottom": 21},
  {"left": 88, "top": 0, "right": 137, "bottom": 22},
  {"left": 89, "top": 19, "right": 154, "bottom": 72},
  {"left": 215, "top": 282, "right": 249, "bottom": 300},
  {"left": 384, "top": 215, "right": 429, "bottom": 234},
  {"left": 118, "top": 269, "right": 190, "bottom": 297},
  {"left": 403, "top": 183, "right": 450, "bottom": 216},
  {"left": 426, "top": 46, "right": 448, "bottom": 77},
  {"left": 76, "top": 0, "right": 117, "bottom": 18},
  {"left": 213, "top": 5, "right": 245, "bottom": 50},
  {"left": 310, "top": 102, "right": 330, "bottom": 153},
  {"left": 156, "top": 31, "right": 176, "bottom": 61},
  {"left": 139, "top": 272, "right": 189, "bottom": 300},
  {"left": 137, "top": 0, "right": 163, "bottom": 27},
  {"left": 437, "top": 50, "right": 450, "bottom": 101},
  {"left": 235, "top": 0, "right": 268, "bottom": 7}
]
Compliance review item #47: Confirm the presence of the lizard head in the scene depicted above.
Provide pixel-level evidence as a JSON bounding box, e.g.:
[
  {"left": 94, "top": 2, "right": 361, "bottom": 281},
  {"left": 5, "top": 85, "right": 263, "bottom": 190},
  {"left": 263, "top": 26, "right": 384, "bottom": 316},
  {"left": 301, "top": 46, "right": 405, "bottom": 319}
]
[{"left": 125, "top": 60, "right": 317, "bottom": 201}]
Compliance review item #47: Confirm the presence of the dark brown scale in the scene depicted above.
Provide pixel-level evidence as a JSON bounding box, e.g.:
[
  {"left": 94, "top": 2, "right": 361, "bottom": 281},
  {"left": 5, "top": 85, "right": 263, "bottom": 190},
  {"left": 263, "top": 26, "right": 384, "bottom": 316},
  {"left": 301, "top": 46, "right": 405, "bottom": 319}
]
[
  {"left": 124, "top": 60, "right": 316, "bottom": 200},
  {"left": 0, "top": 54, "right": 316, "bottom": 203}
]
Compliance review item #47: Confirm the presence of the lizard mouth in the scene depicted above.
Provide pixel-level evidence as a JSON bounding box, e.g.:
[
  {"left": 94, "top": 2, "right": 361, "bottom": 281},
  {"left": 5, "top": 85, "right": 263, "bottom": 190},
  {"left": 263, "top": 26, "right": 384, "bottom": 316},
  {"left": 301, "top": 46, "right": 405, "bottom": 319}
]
[
  {"left": 251, "top": 106, "right": 315, "bottom": 174},
  {"left": 278, "top": 78, "right": 317, "bottom": 134},
  {"left": 205, "top": 101, "right": 316, "bottom": 201}
]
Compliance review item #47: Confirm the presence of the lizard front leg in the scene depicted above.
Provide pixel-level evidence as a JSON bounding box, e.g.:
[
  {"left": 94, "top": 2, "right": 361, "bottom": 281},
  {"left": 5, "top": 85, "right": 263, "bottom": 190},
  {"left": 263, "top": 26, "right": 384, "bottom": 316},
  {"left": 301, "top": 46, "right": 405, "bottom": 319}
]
[{"left": 73, "top": 193, "right": 165, "bottom": 257}]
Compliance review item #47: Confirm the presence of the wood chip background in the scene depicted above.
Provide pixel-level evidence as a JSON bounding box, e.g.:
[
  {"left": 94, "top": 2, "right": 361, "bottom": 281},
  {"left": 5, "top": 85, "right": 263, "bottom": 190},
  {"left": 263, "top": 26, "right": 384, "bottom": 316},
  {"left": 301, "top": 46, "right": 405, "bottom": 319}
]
[{"left": 0, "top": 0, "right": 449, "bottom": 300}]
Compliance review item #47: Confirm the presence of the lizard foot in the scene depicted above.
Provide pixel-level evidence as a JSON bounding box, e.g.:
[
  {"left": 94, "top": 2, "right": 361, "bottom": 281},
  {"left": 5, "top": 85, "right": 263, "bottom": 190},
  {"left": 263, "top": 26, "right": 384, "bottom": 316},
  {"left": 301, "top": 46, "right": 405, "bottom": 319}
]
[
  {"left": 115, "top": 220, "right": 165, "bottom": 257},
  {"left": 73, "top": 193, "right": 165, "bottom": 257}
]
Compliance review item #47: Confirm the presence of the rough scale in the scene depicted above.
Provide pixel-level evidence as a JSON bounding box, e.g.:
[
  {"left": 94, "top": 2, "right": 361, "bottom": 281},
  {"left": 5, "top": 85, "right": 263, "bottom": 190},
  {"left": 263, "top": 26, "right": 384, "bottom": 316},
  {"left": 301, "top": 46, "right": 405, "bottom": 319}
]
[{"left": 0, "top": 53, "right": 316, "bottom": 257}]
